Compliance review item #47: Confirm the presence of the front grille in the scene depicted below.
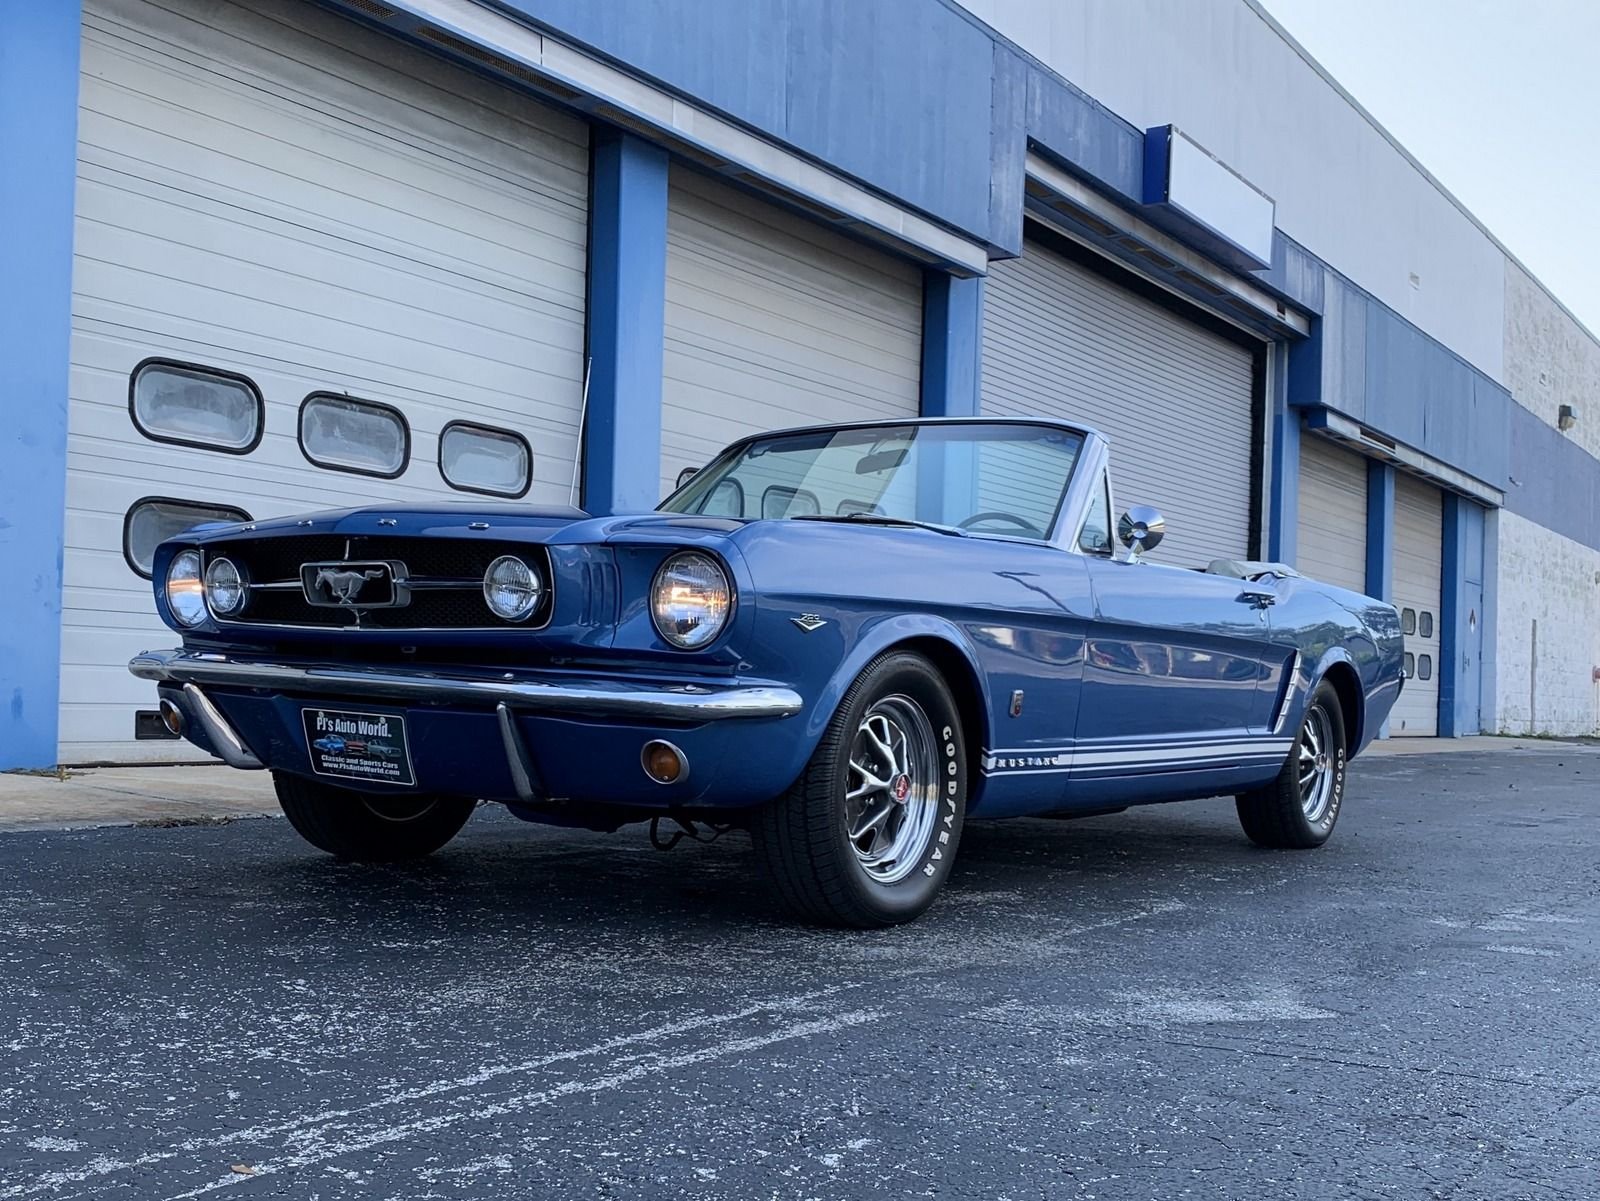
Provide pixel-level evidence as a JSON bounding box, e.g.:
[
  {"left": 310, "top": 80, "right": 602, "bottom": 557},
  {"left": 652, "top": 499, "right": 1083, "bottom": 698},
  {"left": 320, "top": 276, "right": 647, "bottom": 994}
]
[{"left": 204, "top": 535, "right": 551, "bottom": 630}]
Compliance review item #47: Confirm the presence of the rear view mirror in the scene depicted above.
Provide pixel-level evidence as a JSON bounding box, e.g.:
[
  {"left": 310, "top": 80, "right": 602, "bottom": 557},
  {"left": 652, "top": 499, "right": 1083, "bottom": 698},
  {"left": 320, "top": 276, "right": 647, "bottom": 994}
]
[
  {"left": 855, "top": 448, "right": 908, "bottom": 474},
  {"left": 675, "top": 466, "right": 699, "bottom": 489}
]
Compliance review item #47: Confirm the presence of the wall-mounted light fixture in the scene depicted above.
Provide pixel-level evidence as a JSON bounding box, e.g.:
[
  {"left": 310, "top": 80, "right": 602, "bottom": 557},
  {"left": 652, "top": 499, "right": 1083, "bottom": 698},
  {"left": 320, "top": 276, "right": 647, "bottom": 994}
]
[{"left": 1559, "top": 403, "right": 1579, "bottom": 431}]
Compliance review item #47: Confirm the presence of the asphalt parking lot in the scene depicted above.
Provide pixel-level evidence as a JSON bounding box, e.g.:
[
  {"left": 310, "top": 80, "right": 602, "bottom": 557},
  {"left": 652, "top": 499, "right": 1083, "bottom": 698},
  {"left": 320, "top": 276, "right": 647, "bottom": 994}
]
[{"left": 2, "top": 747, "right": 1598, "bottom": 1200}]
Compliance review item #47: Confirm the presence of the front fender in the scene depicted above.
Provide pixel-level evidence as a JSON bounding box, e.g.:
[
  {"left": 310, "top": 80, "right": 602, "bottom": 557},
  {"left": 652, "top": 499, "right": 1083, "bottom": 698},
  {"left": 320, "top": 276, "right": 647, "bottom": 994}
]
[
  {"left": 1296, "top": 642, "right": 1387, "bottom": 757},
  {"left": 795, "top": 612, "right": 993, "bottom": 781}
]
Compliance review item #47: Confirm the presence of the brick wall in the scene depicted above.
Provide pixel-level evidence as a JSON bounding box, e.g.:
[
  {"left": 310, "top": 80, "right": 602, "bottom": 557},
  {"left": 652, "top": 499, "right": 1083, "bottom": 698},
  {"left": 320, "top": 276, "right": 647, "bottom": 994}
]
[
  {"left": 1498, "top": 263, "right": 1600, "bottom": 734},
  {"left": 1495, "top": 512, "right": 1600, "bottom": 735}
]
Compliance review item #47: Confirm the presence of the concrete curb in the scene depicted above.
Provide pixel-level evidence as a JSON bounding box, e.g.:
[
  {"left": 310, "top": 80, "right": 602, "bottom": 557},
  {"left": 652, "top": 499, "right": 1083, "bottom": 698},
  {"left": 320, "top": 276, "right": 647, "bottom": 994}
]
[{"left": 0, "top": 765, "right": 279, "bottom": 833}]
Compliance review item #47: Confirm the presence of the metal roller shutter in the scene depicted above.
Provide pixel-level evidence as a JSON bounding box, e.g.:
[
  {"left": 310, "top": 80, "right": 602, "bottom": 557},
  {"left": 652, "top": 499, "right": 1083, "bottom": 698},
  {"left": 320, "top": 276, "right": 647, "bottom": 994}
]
[
  {"left": 64, "top": 0, "right": 589, "bottom": 762},
  {"left": 1296, "top": 435, "right": 1369, "bottom": 594},
  {"left": 660, "top": 168, "right": 923, "bottom": 496},
  {"left": 1391, "top": 474, "right": 1444, "bottom": 737},
  {"left": 982, "top": 236, "right": 1259, "bottom": 568}
]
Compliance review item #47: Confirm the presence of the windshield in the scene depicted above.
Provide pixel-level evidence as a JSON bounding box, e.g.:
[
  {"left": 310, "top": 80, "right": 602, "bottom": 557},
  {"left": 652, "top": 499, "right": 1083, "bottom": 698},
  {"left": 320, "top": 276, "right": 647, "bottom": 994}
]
[{"left": 661, "top": 422, "right": 1084, "bottom": 539}]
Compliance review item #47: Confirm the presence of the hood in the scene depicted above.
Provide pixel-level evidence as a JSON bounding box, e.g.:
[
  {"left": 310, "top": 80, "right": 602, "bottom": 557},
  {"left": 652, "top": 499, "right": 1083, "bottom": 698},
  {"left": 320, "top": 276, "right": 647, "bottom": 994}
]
[{"left": 183, "top": 505, "right": 750, "bottom": 551}]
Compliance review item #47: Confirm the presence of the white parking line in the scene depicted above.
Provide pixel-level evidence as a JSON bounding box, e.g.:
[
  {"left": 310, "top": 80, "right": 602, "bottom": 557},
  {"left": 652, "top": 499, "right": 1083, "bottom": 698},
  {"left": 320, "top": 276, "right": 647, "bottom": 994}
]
[
  {"left": 6, "top": 897, "right": 1197, "bottom": 1200},
  {"left": 168, "top": 1009, "right": 885, "bottom": 1199},
  {"left": 0, "top": 988, "right": 854, "bottom": 1201}
]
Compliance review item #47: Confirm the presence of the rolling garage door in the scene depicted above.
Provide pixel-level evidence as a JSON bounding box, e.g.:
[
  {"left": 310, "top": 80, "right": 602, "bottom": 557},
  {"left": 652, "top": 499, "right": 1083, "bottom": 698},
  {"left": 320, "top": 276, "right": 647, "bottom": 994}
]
[
  {"left": 63, "top": 0, "right": 589, "bottom": 762},
  {"left": 660, "top": 167, "right": 923, "bottom": 496},
  {"left": 982, "top": 235, "right": 1259, "bottom": 568},
  {"left": 1296, "top": 435, "right": 1369, "bottom": 594},
  {"left": 1390, "top": 473, "right": 1444, "bottom": 737}
]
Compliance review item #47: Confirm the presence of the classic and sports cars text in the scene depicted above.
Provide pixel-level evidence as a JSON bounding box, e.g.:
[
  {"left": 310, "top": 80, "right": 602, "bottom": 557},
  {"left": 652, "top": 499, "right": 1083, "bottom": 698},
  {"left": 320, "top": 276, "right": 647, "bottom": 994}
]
[{"left": 131, "top": 419, "right": 1404, "bottom": 926}]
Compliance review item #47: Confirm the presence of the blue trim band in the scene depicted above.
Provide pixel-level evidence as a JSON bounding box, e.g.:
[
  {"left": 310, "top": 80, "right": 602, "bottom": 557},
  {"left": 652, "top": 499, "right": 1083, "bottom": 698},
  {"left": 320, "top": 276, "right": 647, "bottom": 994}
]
[
  {"left": 0, "top": 0, "right": 80, "bottom": 769},
  {"left": 1506, "top": 401, "right": 1600, "bottom": 553},
  {"left": 920, "top": 273, "right": 984, "bottom": 418},
  {"left": 583, "top": 130, "right": 668, "bottom": 516}
]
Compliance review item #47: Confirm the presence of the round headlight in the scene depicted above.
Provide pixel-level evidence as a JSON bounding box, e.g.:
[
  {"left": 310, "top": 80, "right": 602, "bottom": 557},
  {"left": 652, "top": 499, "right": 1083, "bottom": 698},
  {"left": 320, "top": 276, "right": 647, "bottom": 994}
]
[
  {"left": 165, "top": 549, "right": 207, "bottom": 628},
  {"left": 204, "top": 556, "right": 247, "bottom": 616},
  {"left": 651, "top": 552, "right": 732, "bottom": 649},
  {"left": 483, "top": 555, "right": 543, "bottom": 622}
]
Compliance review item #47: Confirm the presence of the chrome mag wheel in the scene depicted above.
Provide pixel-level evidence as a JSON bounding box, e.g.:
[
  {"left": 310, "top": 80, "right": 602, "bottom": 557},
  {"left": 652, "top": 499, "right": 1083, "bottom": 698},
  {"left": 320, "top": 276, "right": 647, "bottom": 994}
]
[
  {"left": 844, "top": 694, "right": 941, "bottom": 885},
  {"left": 1298, "top": 703, "right": 1336, "bottom": 823}
]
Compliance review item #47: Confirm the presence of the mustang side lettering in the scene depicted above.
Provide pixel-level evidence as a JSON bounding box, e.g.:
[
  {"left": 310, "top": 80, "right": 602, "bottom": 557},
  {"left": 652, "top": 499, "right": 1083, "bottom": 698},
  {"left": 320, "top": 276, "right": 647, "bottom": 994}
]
[{"left": 131, "top": 419, "right": 1404, "bottom": 927}]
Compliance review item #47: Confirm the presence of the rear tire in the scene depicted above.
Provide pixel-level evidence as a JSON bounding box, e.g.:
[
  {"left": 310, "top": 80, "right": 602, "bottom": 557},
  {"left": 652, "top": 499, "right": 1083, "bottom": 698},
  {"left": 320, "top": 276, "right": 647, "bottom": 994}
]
[
  {"left": 274, "top": 772, "right": 475, "bottom": 862},
  {"left": 751, "top": 651, "right": 967, "bottom": 928},
  {"left": 1235, "top": 680, "right": 1347, "bottom": 849}
]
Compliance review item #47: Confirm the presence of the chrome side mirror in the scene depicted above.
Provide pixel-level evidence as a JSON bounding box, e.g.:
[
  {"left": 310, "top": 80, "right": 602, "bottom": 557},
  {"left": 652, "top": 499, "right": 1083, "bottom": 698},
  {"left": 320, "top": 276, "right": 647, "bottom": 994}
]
[{"left": 1117, "top": 505, "right": 1167, "bottom": 562}]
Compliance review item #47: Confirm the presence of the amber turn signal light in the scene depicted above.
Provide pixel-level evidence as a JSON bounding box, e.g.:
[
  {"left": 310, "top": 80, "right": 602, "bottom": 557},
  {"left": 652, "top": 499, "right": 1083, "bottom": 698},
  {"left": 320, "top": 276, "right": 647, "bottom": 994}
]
[{"left": 641, "top": 740, "right": 688, "bottom": 785}]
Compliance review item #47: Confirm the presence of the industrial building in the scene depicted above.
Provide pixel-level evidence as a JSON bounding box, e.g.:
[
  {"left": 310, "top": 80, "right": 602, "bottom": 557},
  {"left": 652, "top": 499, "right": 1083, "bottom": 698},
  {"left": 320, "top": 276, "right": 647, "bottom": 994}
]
[{"left": 3, "top": 0, "right": 1596, "bottom": 768}]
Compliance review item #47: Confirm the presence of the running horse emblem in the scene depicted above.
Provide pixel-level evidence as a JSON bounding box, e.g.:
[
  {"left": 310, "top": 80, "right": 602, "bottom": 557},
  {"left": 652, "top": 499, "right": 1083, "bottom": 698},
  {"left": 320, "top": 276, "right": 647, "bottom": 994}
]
[{"left": 314, "top": 567, "right": 385, "bottom": 606}]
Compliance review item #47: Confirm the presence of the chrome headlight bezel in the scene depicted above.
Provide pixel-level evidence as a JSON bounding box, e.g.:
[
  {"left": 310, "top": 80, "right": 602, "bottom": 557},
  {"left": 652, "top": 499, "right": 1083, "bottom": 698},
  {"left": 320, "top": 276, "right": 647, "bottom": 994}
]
[
  {"left": 204, "top": 555, "right": 248, "bottom": 617},
  {"left": 650, "top": 551, "right": 733, "bottom": 650},
  {"left": 482, "top": 554, "right": 544, "bottom": 623},
  {"left": 165, "top": 548, "right": 207, "bottom": 628}
]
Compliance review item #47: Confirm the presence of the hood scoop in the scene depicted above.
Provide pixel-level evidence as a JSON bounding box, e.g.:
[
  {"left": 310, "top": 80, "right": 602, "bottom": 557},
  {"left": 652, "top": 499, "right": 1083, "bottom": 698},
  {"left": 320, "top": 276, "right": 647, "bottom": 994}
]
[{"left": 613, "top": 515, "right": 745, "bottom": 533}]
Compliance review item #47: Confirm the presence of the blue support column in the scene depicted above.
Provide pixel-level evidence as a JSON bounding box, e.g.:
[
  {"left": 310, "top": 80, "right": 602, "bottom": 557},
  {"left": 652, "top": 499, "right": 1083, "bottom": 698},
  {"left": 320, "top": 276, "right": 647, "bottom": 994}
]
[
  {"left": 1365, "top": 461, "right": 1396, "bottom": 603},
  {"left": 1266, "top": 347, "right": 1298, "bottom": 563},
  {"left": 1439, "top": 494, "right": 1487, "bottom": 737},
  {"left": 1365, "top": 461, "right": 1396, "bottom": 739},
  {"left": 920, "top": 272, "right": 984, "bottom": 417},
  {"left": 917, "top": 272, "right": 983, "bottom": 524},
  {"left": 0, "top": 1, "right": 80, "bottom": 770},
  {"left": 583, "top": 130, "right": 668, "bottom": 515}
]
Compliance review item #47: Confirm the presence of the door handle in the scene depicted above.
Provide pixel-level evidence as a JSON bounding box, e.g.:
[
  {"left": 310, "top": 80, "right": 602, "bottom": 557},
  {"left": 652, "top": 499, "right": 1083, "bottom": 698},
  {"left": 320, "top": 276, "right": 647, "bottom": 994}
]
[{"left": 1237, "top": 588, "right": 1277, "bottom": 609}]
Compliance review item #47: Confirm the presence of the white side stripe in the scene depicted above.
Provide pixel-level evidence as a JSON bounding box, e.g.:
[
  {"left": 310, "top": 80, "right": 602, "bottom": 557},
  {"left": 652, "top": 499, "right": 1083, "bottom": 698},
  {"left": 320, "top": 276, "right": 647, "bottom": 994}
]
[{"left": 979, "top": 738, "right": 1294, "bottom": 777}]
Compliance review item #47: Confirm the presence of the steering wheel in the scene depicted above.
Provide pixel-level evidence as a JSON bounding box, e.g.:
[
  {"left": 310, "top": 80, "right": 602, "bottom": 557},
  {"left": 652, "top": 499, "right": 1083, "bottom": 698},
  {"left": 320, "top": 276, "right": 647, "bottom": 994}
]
[{"left": 958, "top": 510, "right": 1045, "bottom": 539}]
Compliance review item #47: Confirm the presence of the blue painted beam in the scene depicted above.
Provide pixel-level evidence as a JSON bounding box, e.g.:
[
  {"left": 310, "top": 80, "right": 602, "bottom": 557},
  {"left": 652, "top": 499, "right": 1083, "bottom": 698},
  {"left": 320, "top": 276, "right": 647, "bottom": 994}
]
[
  {"left": 1365, "top": 462, "right": 1396, "bottom": 603},
  {"left": 0, "top": 0, "right": 80, "bottom": 770},
  {"left": 920, "top": 273, "right": 984, "bottom": 418},
  {"left": 1364, "top": 461, "right": 1396, "bottom": 739},
  {"left": 1266, "top": 350, "right": 1298, "bottom": 564},
  {"left": 583, "top": 131, "right": 668, "bottom": 516}
]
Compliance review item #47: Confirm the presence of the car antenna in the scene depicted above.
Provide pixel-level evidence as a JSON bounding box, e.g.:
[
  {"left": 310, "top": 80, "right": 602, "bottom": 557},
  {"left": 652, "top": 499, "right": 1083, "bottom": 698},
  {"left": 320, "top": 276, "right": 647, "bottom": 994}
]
[{"left": 568, "top": 356, "right": 590, "bottom": 508}]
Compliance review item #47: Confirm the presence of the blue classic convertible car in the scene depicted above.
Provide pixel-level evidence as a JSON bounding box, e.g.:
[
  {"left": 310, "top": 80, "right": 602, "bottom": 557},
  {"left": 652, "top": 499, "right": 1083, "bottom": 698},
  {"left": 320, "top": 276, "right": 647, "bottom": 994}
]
[{"left": 131, "top": 418, "right": 1403, "bottom": 926}]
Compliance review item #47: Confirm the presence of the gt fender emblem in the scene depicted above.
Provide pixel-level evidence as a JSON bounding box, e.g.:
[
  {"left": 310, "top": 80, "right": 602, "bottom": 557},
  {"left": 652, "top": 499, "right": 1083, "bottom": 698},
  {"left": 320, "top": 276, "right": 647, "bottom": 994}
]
[{"left": 791, "top": 614, "right": 827, "bottom": 633}]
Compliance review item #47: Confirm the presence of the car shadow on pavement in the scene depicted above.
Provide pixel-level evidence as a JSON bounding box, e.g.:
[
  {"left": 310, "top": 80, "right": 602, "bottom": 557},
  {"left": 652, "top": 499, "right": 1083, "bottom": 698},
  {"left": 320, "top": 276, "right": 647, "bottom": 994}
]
[{"left": 211, "top": 798, "right": 1272, "bottom": 939}]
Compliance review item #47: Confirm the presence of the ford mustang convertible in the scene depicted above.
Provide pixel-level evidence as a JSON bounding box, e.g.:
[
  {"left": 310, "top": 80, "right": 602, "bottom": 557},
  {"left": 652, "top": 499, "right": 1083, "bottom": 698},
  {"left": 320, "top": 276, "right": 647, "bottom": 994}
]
[{"left": 130, "top": 418, "right": 1403, "bottom": 927}]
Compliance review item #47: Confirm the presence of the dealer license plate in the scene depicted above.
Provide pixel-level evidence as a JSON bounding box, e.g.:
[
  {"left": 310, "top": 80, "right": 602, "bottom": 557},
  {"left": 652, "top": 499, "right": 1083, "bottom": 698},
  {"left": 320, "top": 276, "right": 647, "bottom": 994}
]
[{"left": 302, "top": 707, "right": 415, "bottom": 787}]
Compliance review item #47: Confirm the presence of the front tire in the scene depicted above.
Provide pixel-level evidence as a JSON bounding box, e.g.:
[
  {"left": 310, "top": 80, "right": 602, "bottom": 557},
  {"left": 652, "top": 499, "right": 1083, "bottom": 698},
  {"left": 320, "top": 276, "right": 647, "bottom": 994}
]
[
  {"left": 751, "top": 651, "right": 967, "bottom": 928},
  {"left": 274, "top": 772, "right": 476, "bottom": 862},
  {"left": 1235, "top": 679, "right": 1348, "bottom": 849}
]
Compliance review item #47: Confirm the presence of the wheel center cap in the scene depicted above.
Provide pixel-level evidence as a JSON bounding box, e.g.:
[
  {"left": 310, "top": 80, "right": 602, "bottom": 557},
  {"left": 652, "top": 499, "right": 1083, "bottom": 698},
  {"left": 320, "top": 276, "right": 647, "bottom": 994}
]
[
  {"left": 1314, "top": 752, "right": 1329, "bottom": 772},
  {"left": 890, "top": 774, "right": 912, "bottom": 803}
]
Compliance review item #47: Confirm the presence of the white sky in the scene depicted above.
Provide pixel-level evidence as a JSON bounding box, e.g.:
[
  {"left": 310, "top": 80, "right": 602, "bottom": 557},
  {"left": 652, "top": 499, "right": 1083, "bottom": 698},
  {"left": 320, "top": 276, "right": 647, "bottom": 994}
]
[{"left": 1259, "top": 0, "right": 1600, "bottom": 334}]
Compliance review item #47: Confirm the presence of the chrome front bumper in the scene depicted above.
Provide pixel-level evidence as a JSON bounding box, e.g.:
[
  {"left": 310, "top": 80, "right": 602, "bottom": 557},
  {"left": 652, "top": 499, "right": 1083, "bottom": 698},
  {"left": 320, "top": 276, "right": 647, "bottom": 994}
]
[
  {"left": 131, "top": 648, "right": 806, "bottom": 802},
  {"left": 128, "top": 649, "right": 804, "bottom": 722}
]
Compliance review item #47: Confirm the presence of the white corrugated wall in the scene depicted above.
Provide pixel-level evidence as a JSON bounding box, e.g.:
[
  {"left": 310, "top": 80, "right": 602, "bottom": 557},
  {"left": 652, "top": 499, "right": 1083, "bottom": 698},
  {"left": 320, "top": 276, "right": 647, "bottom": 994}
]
[
  {"left": 1391, "top": 473, "right": 1444, "bottom": 736},
  {"left": 982, "top": 236, "right": 1258, "bottom": 568},
  {"left": 660, "top": 167, "right": 923, "bottom": 497},
  {"left": 1296, "top": 435, "right": 1369, "bottom": 594},
  {"left": 64, "top": 0, "right": 589, "bottom": 761}
]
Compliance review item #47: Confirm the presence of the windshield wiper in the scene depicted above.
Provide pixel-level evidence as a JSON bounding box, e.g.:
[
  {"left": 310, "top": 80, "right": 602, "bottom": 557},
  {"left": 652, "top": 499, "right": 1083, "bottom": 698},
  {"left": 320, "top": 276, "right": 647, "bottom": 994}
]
[{"left": 793, "top": 513, "right": 969, "bottom": 537}]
